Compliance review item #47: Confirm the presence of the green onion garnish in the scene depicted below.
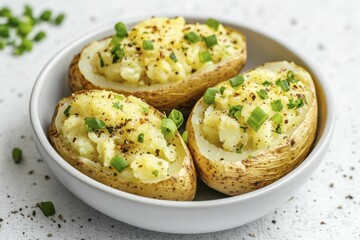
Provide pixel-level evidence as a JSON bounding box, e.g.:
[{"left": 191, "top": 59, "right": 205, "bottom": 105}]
[
  {"left": 181, "top": 130, "right": 188, "bottom": 144},
  {"left": 141, "top": 107, "right": 150, "bottom": 114},
  {"left": 111, "top": 45, "right": 125, "bottom": 63},
  {"left": 12, "top": 147, "right": 22, "bottom": 164},
  {"left": 143, "top": 40, "right": 154, "bottom": 50},
  {"left": 198, "top": 50, "right": 211, "bottom": 63},
  {"left": 184, "top": 31, "right": 200, "bottom": 43},
  {"left": 247, "top": 106, "right": 269, "bottom": 131},
  {"left": 8, "top": 17, "right": 20, "bottom": 27},
  {"left": 110, "top": 155, "right": 129, "bottom": 172},
  {"left": 257, "top": 89, "right": 268, "bottom": 100},
  {"left": 38, "top": 201, "right": 56, "bottom": 217},
  {"left": 84, "top": 117, "right": 106, "bottom": 132},
  {"left": 63, "top": 105, "right": 71, "bottom": 117},
  {"left": 111, "top": 35, "right": 122, "bottom": 46},
  {"left": 114, "top": 22, "right": 128, "bottom": 38},
  {"left": 0, "top": 41, "right": 5, "bottom": 50},
  {"left": 236, "top": 144, "right": 243, "bottom": 154},
  {"left": 219, "top": 86, "right": 226, "bottom": 95},
  {"left": 97, "top": 52, "right": 105, "bottom": 68},
  {"left": 204, "top": 34, "right": 218, "bottom": 48},
  {"left": 161, "top": 118, "right": 177, "bottom": 139},
  {"left": 229, "top": 105, "right": 243, "bottom": 119},
  {"left": 271, "top": 113, "right": 283, "bottom": 126},
  {"left": 203, "top": 88, "right": 219, "bottom": 105},
  {"left": 206, "top": 18, "right": 220, "bottom": 31},
  {"left": 54, "top": 13, "right": 65, "bottom": 25},
  {"left": 276, "top": 79, "right": 290, "bottom": 92},
  {"left": 17, "top": 22, "right": 33, "bottom": 37},
  {"left": 137, "top": 133, "right": 144, "bottom": 143},
  {"left": 0, "top": 25, "right": 10, "bottom": 38},
  {"left": 262, "top": 80, "right": 273, "bottom": 86},
  {"left": 112, "top": 101, "right": 123, "bottom": 110},
  {"left": 287, "top": 98, "right": 304, "bottom": 109},
  {"left": 275, "top": 126, "right": 282, "bottom": 134},
  {"left": 271, "top": 100, "right": 283, "bottom": 112},
  {"left": 170, "top": 52, "right": 178, "bottom": 62},
  {"left": 168, "top": 109, "right": 184, "bottom": 129},
  {"left": 13, "top": 45, "right": 26, "bottom": 56},
  {"left": 39, "top": 10, "right": 52, "bottom": 21},
  {"left": 33, "top": 31, "right": 46, "bottom": 42},
  {"left": 23, "top": 5, "right": 33, "bottom": 17},
  {"left": 286, "top": 71, "right": 297, "bottom": 83},
  {"left": 152, "top": 170, "right": 159, "bottom": 177},
  {"left": 0, "top": 7, "right": 12, "bottom": 18},
  {"left": 21, "top": 38, "right": 32, "bottom": 51},
  {"left": 114, "top": 94, "right": 124, "bottom": 100},
  {"left": 229, "top": 74, "right": 244, "bottom": 88}
]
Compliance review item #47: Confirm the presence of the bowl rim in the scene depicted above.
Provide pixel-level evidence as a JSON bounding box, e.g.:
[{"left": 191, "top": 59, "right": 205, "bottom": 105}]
[{"left": 29, "top": 14, "right": 335, "bottom": 208}]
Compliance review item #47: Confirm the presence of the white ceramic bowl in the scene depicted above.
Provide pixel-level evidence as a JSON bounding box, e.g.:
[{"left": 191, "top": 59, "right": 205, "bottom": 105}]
[{"left": 30, "top": 15, "right": 334, "bottom": 234}]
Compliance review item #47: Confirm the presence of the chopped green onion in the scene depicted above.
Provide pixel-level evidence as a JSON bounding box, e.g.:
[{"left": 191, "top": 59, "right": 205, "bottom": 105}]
[
  {"left": 229, "top": 105, "right": 243, "bottom": 119},
  {"left": 84, "top": 117, "right": 106, "bottom": 132},
  {"left": 21, "top": 38, "right": 32, "bottom": 51},
  {"left": 13, "top": 45, "right": 26, "bottom": 56},
  {"left": 0, "top": 25, "right": 10, "bottom": 38},
  {"left": 0, "top": 7, "right": 12, "bottom": 18},
  {"left": 39, "top": 10, "right": 52, "bottom": 21},
  {"left": 204, "top": 34, "right": 218, "bottom": 48},
  {"left": 38, "top": 201, "right": 55, "bottom": 217},
  {"left": 271, "top": 100, "right": 283, "bottom": 112},
  {"left": 110, "top": 155, "right": 129, "bottom": 172},
  {"left": 275, "top": 126, "right": 282, "bottom": 134},
  {"left": 206, "top": 18, "right": 220, "bottom": 31},
  {"left": 170, "top": 52, "right": 178, "bottom": 62},
  {"left": 262, "top": 80, "right": 273, "bottom": 86},
  {"left": 17, "top": 22, "right": 33, "bottom": 36},
  {"left": 114, "top": 22, "right": 128, "bottom": 38},
  {"left": 181, "top": 131, "right": 188, "bottom": 144},
  {"left": 257, "top": 89, "right": 268, "bottom": 99},
  {"left": 23, "top": 5, "right": 33, "bottom": 17},
  {"left": 286, "top": 71, "right": 297, "bottom": 83},
  {"left": 137, "top": 133, "right": 144, "bottom": 143},
  {"left": 287, "top": 98, "right": 304, "bottom": 109},
  {"left": 111, "top": 45, "right": 125, "bottom": 63},
  {"left": 141, "top": 107, "right": 150, "bottom": 114},
  {"left": 33, "top": 31, "right": 46, "bottom": 42},
  {"left": 54, "top": 13, "right": 65, "bottom": 25},
  {"left": 97, "top": 52, "right": 105, "bottom": 68},
  {"left": 276, "top": 79, "right": 290, "bottom": 92},
  {"left": 152, "top": 170, "right": 159, "bottom": 177},
  {"left": 12, "top": 147, "right": 22, "bottom": 164},
  {"left": 111, "top": 35, "right": 122, "bottom": 46},
  {"left": 143, "top": 40, "right": 154, "bottom": 50},
  {"left": 112, "top": 101, "right": 123, "bottom": 110},
  {"left": 161, "top": 118, "right": 177, "bottom": 139},
  {"left": 184, "top": 31, "right": 200, "bottom": 43},
  {"left": 203, "top": 88, "right": 219, "bottom": 104},
  {"left": 114, "top": 94, "right": 124, "bottom": 100},
  {"left": 271, "top": 113, "right": 283, "bottom": 125},
  {"left": 0, "top": 41, "right": 5, "bottom": 50},
  {"left": 8, "top": 17, "right": 20, "bottom": 27},
  {"left": 219, "top": 86, "right": 226, "bottom": 95},
  {"left": 247, "top": 106, "right": 269, "bottom": 131},
  {"left": 229, "top": 74, "right": 244, "bottom": 88},
  {"left": 168, "top": 109, "right": 184, "bottom": 128},
  {"left": 236, "top": 144, "right": 243, "bottom": 153},
  {"left": 198, "top": 50, "right": 211, "bottom": 63},
  {"left": 63, "top": 105, "right": 71, "bottom": 117}
]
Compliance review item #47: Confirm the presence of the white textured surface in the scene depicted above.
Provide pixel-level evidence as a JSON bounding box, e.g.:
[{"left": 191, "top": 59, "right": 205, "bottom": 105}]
[{"left": 0, "top": 0, "right": 359, "bottom": 239}]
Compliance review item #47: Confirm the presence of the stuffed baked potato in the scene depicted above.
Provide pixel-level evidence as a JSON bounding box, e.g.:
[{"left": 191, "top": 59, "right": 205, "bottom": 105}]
[
  {"left": 186, "top": 61, "right": 318, "bottom": 195},
  {"left": 69, "top": 17, "right": 246, "bottom": 113},
  {"left": 48, "top": 89, "right": 196, "bottom": 200}
]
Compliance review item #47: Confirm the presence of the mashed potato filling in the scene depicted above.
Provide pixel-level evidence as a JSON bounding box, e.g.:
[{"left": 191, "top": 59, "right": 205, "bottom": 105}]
[
  {"left": 60, "top": 90, "right": 177, "bottom": 183},
  {"left": 201, "top": 63, "right": 313, "bottom": 153},
  {"left": 92, "top": 17, "right": 244, "bottom": 85}
]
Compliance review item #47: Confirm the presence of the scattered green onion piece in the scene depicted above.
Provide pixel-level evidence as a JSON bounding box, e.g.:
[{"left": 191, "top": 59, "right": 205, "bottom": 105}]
[
  {"left": 229, "top": 105, "right": 243, "bottom": 119},
  {"left": 219, "top": 86, "right": 226, "bottom": 95},
  {"left": 114, "top": 22, "right": 128, "bottom": 38},
  {"left": 170, "top": 52, "right": 178, "bottom": 62},
  {"left": 38, "top": 201, "right": 55, "bottom": 217},
  {"left": 21, "top": 38, "right": 32, "bottom": 51},
  {"left": 23, "top": 5, "right": 33, "bottom": 17},
  {"left": 236, "top": 144, "right": 243, "bottom": 154},
  {"left": 40, "top": 10, "right": 52, "bottom": 21},
  {"left": 97, "top": 52, "right": 105, "bottom": 68},
  {"left": 32, "top": 31, "right": 46, "bottom": 42},
  {"left": 168, "top": 109, "right": 184, "bottom": 129},
  {"left": 229, "top": 74, "right": 244, "bottom": 88},
  {"left": 143, "top": 40, "right": 154, "bottom": 50},
  {"left": 247, "top": 106, "right": 269, "bottom": 131},
  {"left": 152, "top": 170, "right": 159, "bottom": 177},
  {"left": 110, "top": 155, "right": 129, "bottom": 172},
  {"left": 0, "top": 7, "right": 11, "bottom": 17},
  {"left": 206, "top": 18, "right": 220, "bottom": 31},
  {"left": 84, "top": 117, "right": 106, "bottom": 132},
  {"left": 17, "top": 22, "right": 33, "bottom": 36},
  {"left": 204, "top": 34, "right": 218, "bottom": 48},
  {"left": 287, "top": 98, "right": 304, "bottom": 109},
  {"left": 184, "top": 31, "right": 200, "bottom": 43},
  {"left": 181, "top": 131, "right": 188, "bottom": 144},
  {"left": 203, "top": 88, "right": 219, "bottom": 105},
  {"left": 63, "top": 105, "right": 71, "bottom": 117},
  {"left": 286, "top": 71, "right": 297, "bottom": 83},
  {"left": 257, "top": 89, "right": 268, "bottom": 100},
  {"left": 111, "top": 45, "right": 125, "bottom": 63},
  {"left": 8, "top": 17, "right": 20, "bottom": 27},
  {"left": 161, "top": 118, "right": 177, "bottom": 139},
  {"left": 271, "top": 100, "right": 283, "bottom": 112},
  {"left": 262, "top": 80, "right": 273, "bottom": 86},
  {"left": 54, "top": 13, "right": 65, "bottom": 25},
  {"left": 12, "top": 147, "right": 22, "bottom": 164},
  {"left": 137, "top": 133, "right": 144, "bottom": 143},
  {"left": 275, "top": 126, "right": 282, "bottom": 134},
  {"left": 112, "top": 101, "right": 123, "bottom": 110},
  {"left": 271, "top": 113, "right": 283, "bottom": 126},
  {"left": 141, "top": 107, "right": 150, "bottom": 114},
  {"left": 114, "top": 94, "right": 124, "bottom": 100},
  {"left": 0, "top": 41, "right": 5, "bottom": 50},
  {"left": 0, "top": 25, "right": 10, "bottom": 38},
  {"left": 276, "top": 79, "right": 290, "bottom": 92},
  {"left": 198, "top": 50, "right": 211, "bottom": 63},
  {"left": 111, "top": 35, "right": 122, "bottom": 46},
  {"left": 13, "top": 45, "right": 26, "bottom": 56}
]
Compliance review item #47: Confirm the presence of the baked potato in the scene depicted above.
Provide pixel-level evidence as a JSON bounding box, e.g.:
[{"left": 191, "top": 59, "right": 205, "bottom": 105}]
[
  {"left": 69, "top": 17, "right": 246, "bottom": 114},
  {"left": 48, "top": 89, "right": 196, "bottom": 200},
  {"left": 186, "top": 61, "right": 318, "bottom": 195}
]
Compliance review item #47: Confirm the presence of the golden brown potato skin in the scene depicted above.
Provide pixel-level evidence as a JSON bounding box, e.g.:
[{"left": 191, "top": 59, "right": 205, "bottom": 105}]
[
  {"left": 186, "top": 62, "right": 318, "bottom": 196},
  {"left": 48, "top": 90, "right": 197, "bottom": 201},
  {"left": 68, "top": 30, "right": 246, "bottom": 114}
]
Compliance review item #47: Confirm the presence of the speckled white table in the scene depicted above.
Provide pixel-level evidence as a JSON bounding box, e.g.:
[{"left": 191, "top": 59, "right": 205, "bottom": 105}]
[{"left": 1, "top": 0, "right": 359, "bottom": 239}]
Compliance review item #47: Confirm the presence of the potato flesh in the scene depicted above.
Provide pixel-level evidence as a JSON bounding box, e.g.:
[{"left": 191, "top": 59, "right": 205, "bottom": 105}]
[
  {"left": 201, "top": 64, "right": 313, "bottom": 154},
  {"left": 59, "top": 90, "right": 177, "bottom": 182},
  {"left": 93, "top": 17, "right": 244, "bottom": 84}
]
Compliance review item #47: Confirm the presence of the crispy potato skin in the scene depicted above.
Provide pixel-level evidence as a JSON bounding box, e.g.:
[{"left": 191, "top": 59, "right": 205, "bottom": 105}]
[
  {"left": 186, "top": 62, "right": 318, "bottom": 196},
  {"left": 68, "top": 29, "right": 246, "bottom": 114},
  {"left": 48, "top": 90, "right": 196, "bottom": 201}
]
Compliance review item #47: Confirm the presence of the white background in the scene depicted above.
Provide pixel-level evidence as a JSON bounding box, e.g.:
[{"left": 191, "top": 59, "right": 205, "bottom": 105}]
[{"left": 0, "top": 0, "right": 359, "bottom": 239}]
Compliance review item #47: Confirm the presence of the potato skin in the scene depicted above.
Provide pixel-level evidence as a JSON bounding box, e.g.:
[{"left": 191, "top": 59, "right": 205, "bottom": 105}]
[
  {"left": 186, "top": 62, "right": 318, "bottom": 196},
  {"left": 68, "top": 29, "right": 246, "bottom": 114},
  {"left": 48, "top": 90, "right": 196, "bottom": 201}
]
